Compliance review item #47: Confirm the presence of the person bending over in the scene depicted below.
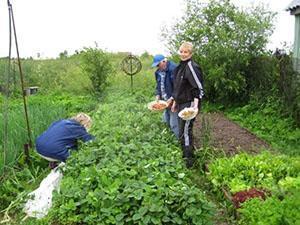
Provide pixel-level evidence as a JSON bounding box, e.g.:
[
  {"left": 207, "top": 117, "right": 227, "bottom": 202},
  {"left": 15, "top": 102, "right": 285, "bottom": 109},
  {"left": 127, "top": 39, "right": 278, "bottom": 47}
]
[{"left": 36, "top": 113, "right": 95, "bottom": 167}]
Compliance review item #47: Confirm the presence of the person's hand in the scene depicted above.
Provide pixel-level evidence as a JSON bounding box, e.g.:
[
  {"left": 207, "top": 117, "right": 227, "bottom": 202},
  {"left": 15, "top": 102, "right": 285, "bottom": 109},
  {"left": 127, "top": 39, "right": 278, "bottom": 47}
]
[
  {"left": 192, "top": 99, "right": 199, "bottom": 115},
  {"left": 193, "top": 106, "right": 199, "bottom": 115},
  {"left": 155, "top": 96, "right": 160, "bottom": 102},
  {"left": 171, "top": 102, "right": 177, "bottom": 112},
  {"left": 166, "top": 98, "right": 173, "bottom": 108}
]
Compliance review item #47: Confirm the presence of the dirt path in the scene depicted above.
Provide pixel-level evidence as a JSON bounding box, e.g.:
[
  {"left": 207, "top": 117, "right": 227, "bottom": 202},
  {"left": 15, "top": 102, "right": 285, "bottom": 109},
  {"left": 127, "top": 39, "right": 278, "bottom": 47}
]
[{"left": 194, "top": 112, "right": 270, "bottom": 156}]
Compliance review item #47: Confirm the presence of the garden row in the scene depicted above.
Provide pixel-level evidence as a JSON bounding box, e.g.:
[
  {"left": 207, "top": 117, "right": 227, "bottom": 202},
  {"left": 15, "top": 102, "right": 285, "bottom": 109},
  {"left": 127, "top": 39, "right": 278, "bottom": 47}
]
[{"left": 22, "top": 88, "right": 215, "bottom": 225}]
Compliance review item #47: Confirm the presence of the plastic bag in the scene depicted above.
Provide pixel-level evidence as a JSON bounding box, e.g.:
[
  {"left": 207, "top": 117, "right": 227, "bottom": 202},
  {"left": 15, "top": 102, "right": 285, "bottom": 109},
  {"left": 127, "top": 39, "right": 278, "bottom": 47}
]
[{"left": 23, "top": 163, "right": 64, "bottom": 219}]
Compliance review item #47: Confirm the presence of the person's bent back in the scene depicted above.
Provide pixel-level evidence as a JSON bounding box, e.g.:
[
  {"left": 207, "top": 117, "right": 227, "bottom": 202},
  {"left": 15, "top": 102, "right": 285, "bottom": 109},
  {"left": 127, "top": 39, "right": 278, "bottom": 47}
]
[{"left": 36, "top": 113, "right": 94, "bottom": 162}]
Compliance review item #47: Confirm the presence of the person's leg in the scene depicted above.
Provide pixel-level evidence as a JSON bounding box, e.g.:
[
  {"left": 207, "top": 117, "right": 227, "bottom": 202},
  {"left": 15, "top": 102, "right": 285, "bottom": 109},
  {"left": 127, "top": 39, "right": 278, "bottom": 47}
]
[
  {"left": 37, "top": 153, "right": 60, "bottom": 169},
  {"left": 49, "top": 162, "right": 59, "bottom": 169},
  {"left": 183, "top": 118, "right": 196, "bottom": 168},
  {"left": 178, "top": 117, "right": 185, "bottom": 157},
  {"left": 170, "top": 111, "right": 179, "bottom": 138},
  {"left": 163, "top": 109, "right": 171, "bottom": 127},
  {"left": 178, "top": 102, "right": 195, "bottom": 168}
]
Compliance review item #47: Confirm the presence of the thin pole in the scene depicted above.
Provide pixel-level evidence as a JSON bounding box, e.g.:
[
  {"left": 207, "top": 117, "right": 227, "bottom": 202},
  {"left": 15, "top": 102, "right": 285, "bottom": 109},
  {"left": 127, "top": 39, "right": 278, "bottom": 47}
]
[
  {"left": 2, "top": 1, "right": 14, "bottom": 171},
  {"left": 8, "top": 0, "right": 32, "bottom": 162},
  {"left": 130, "top": 55, "right": 133, "bottom": 92}
]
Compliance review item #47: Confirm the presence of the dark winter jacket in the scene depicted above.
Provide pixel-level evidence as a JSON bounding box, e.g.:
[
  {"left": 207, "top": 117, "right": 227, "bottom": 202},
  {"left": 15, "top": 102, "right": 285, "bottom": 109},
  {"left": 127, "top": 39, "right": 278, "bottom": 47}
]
[{"left": 173, "top": 59, "right": 204, "bottom": 105}]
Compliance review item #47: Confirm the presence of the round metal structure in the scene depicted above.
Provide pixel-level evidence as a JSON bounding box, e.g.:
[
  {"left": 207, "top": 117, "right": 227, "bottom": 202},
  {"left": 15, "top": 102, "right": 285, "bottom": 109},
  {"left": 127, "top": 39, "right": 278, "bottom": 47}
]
[
  {"left": 121, "top": 54, "right": 142, "bottom": 76},
  {"left": 121, "top": 54, "right": 142, "bottom": 92}
]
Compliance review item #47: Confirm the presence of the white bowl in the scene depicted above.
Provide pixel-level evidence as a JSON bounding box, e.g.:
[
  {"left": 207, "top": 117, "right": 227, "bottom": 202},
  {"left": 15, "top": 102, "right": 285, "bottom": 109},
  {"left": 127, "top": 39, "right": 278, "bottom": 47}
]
[
  {"left": 147, "top": 100, "right": 168, "bottom": 111},
  {"left": 178, "top": 107, "right": 198, "bottom": 120}
]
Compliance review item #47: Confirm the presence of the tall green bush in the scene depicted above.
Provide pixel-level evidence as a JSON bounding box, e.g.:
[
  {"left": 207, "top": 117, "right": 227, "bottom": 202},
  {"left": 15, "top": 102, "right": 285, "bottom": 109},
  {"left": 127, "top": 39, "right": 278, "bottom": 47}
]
[
  {"left": 80, "top": 48, "right": 113, "bottom": 96},
  {"left": 163, "top": 0, "right": 275, "bottom": 104},
  {"left": 276, "top": 54, "right": 300, "bottom": 126},
  {"left": 240, "top": 52, "right": 300, "bottom": 127},
  {"left": 244, "top": 55, "right": 279, "bottom": 102}
]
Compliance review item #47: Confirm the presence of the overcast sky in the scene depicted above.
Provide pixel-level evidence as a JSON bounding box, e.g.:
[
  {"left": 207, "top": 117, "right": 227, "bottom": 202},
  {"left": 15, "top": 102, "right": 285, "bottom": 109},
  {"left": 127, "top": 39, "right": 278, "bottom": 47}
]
[{"left": 0, "top": 0, "right": 295, "bottom": 58}]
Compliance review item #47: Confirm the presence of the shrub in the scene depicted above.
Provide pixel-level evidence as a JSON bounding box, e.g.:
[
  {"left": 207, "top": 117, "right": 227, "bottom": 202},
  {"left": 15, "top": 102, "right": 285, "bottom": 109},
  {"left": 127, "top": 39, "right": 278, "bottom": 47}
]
[{"left": 80, "top": 48, "right": 113, "bottom": 96}]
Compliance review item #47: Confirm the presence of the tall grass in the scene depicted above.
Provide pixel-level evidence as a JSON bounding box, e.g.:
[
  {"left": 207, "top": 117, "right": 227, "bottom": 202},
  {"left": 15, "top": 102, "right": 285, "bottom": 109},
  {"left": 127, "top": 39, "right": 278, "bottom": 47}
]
[{"left": 0, "top": 100, "right": 64, "bottom": 175}]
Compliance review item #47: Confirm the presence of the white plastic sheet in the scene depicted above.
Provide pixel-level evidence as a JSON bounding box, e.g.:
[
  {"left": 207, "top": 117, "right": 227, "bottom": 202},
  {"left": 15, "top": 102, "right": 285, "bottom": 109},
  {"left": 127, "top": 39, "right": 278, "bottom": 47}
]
[{"left": 23, "top": 163, "right": 64, "bottom": 219}]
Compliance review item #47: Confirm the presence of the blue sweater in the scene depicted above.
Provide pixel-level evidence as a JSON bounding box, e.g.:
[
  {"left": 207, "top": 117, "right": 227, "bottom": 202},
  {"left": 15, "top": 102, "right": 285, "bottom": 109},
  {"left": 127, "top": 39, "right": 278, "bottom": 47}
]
[{"left": 36, "top": 119, "right": 94, "bottom": 161}]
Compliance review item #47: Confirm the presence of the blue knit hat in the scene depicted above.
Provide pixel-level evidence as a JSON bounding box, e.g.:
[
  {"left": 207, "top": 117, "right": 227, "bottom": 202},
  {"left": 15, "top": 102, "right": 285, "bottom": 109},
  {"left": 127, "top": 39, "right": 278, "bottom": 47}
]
[{"left": 151, "top": 54, "right": 165, "bottom": 67}]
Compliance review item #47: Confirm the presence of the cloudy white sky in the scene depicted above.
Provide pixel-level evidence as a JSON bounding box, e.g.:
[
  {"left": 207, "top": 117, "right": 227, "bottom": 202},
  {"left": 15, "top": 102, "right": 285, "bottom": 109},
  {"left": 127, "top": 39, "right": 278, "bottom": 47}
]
[{"left": 0, "top": 0, "right": 295, "bottom": 58}]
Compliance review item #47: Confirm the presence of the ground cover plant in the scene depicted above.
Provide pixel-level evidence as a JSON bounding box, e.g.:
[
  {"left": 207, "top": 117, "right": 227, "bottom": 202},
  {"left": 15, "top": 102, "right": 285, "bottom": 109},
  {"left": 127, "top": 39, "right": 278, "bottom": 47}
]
[
  {"left": 0, "top": 36, "right": 298, "bottom": 224},
  {"left": 33, "top": 87, "right": 215, "bottom": 225}
]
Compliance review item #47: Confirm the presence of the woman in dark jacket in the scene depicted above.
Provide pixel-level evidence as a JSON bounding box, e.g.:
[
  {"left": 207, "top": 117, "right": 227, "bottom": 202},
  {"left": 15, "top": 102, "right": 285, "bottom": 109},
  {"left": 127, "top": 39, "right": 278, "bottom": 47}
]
[{"left": 171, "top": 42, "right": 204, "bottom": 168}]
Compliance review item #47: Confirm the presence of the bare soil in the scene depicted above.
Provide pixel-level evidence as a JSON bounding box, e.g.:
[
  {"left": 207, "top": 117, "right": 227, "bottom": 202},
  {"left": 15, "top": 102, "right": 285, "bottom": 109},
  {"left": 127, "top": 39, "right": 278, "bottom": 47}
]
[{"left": 194, "top": 112, "right": 270, "bottom": 156}]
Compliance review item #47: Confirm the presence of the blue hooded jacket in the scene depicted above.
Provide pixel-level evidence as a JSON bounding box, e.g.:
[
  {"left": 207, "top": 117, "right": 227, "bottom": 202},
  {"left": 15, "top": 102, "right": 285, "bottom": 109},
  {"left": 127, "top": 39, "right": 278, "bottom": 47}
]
[{"left": 155, "top": 60, "right": 177, "bottom": 99}]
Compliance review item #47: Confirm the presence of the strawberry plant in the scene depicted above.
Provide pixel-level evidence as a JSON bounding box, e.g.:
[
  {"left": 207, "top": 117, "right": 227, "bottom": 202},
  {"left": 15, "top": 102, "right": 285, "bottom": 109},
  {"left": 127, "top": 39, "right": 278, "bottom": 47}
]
[{"left": 39, "top": 89, "right": 216, "bottom": 225}]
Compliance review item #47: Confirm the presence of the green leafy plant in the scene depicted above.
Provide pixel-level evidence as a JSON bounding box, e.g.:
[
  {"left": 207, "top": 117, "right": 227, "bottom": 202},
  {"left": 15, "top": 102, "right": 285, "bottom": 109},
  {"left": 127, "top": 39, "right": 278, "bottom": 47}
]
[
  {"left": 238, "top": 190, "right": 300, "bottom": 225},
  {"left": 226, "top": 99, "right": 300, "bottom": 156},
  {"left": 44, "top": 89, "right": 215, "bottom": 225},
  {"left": 207, "top": 151, "right": 300, "bottom": 194},
  {"left": 0, "top": 94, "right": 97, "bottom": 175},
  {"left": 80, "top": 48, "right": 114, "bottom": 96}
]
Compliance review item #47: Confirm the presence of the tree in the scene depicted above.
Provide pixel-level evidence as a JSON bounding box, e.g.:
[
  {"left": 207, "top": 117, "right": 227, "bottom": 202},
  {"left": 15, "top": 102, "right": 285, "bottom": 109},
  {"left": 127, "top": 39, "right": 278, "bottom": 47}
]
[
  {"left": 163, "top": 0, "right": 275, "bottom": 103},
  {"left": 59, "top": 50, "right": 68, "bottom": 59},
  {"left": 80, "top": 48, "right": 113, "bottom": 96}
]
